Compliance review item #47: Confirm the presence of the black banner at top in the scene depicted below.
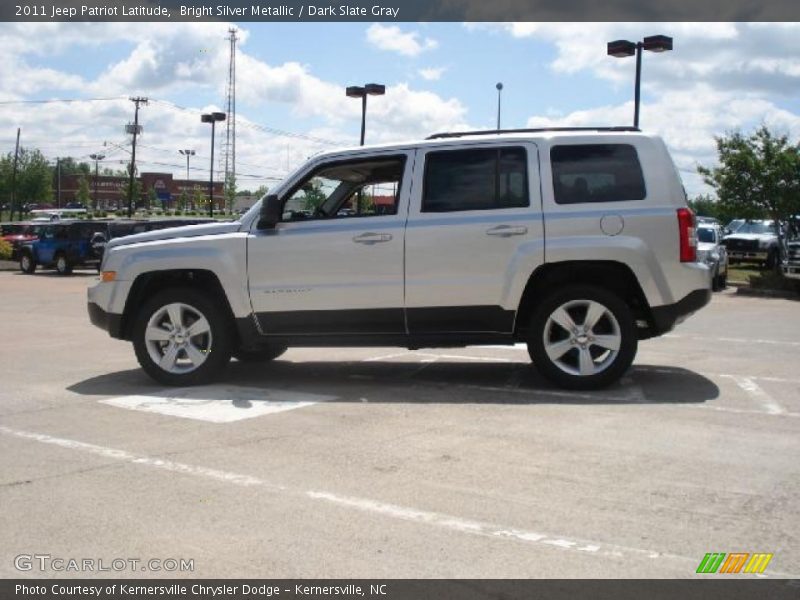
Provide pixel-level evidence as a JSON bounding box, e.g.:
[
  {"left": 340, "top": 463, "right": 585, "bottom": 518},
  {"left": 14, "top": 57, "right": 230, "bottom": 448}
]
[{"left": 3, "top": 0, "right": 800, "bottom": 22}]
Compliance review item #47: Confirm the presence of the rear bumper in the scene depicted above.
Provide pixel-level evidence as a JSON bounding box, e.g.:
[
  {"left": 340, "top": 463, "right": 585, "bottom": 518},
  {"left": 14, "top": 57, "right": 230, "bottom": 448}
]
[
  {"left": 650, "top": 289, "right": 711, "bottom": 336},
  {"left": 87, "top": 302, "right": 124, "bottom": 339}
]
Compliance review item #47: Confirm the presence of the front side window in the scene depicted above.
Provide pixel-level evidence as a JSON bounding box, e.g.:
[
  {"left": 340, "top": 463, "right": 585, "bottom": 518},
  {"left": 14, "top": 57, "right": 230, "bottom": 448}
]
[
  {"left": 282, "top": 156, "right": 405, "bottom": 222},
  {"left": 422, "top": 147, "right": 528, "bottom": 212},
  {"left": 551, "top": 144, "right": 646, "bottom": 204}
]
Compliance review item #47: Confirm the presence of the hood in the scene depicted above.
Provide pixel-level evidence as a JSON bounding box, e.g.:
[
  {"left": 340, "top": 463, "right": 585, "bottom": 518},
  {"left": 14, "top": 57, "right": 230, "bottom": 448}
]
[
  {"left": 697, "top": 241, "right": 717, "bottom": 252},
  {"left": 106, "top": 221, "right": 242, "bottom": 250},
  {"left": 724, "top": 233, "right": 777, "bottom": 242}
]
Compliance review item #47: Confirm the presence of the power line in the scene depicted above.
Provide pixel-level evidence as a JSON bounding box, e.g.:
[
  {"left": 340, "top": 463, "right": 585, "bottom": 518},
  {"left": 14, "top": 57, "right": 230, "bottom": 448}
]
[
  {"left": 150, "top": 98, "right": 344, "bottom": 147},
  {"left": 0, "top": 96, "right": 126, "bottom": 105}
]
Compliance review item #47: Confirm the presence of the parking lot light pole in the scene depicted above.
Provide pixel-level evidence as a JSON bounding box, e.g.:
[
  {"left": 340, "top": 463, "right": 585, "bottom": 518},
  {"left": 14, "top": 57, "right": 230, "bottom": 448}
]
[
  {"left": 607, "top": 35, "right": 673, "bottom": 128},
  {"left": 201, "top": 113, "right": 225, "bottom": 218},
  {"left": 89, "top": 153, "right": 105, "bottom": 210},
  {"left": 496, "top": 82, "right": 503, "bottom": 130},
  {"left": 179, "top": 149, "right": 195, "bottom": 180},
  {"left": 346, "top": 83, "right": 385, "bottom": 146}
]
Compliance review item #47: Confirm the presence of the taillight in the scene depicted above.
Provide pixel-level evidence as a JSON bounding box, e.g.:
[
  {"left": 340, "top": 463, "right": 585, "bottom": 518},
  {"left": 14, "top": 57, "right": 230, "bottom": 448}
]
[{"left": 677, "top": 207, "right": 697, "bottom": 262}]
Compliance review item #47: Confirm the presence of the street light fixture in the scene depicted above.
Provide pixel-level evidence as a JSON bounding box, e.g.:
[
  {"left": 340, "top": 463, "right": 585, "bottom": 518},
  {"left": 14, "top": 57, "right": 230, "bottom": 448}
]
[
  {"left": 346, "top": 83, "right": 386, "bottom": 146},
  {"left": 607, "top": 35, "right": 673, "bottom": 128},
  {"left": 89, "top": 153, "right": 105, "bottom": 210},
  {"left": 178, "top": 149, "right": 195, "bottom": 180},
  {"left": 200, "top": 112, "right": 225, "bottom": 218},
  {"left": 495, "top": 82, "right": 503, "bottom": 130}
]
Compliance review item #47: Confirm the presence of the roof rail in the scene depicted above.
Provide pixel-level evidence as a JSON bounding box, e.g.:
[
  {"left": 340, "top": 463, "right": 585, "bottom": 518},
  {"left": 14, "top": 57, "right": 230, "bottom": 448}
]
[{"left": 426, "top": 126, "right": 641, "bottom": 140}]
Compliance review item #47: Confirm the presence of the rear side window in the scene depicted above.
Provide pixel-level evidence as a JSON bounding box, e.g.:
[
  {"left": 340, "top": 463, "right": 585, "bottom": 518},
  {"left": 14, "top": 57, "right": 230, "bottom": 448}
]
[
  {"left": 551, "top": 144, "right": 646, "bottom": 204},
  {"left": 423, "top": 147, "right": 528, "bottom": 212}
]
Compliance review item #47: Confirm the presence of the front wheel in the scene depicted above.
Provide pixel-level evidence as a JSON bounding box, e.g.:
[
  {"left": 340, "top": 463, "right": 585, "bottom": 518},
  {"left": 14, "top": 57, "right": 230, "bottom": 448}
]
[
  {"left": 19, "top": 252, "right": 36, "bottom": 274},
  {"left": 527, "top": 285, "right": 638, "bottom": 390},
  {"left": 55, "top": 253, "right": 73, "bottom": 276},
  {"left": 132, "top": 287, "right": 233, "bottom": 386}
]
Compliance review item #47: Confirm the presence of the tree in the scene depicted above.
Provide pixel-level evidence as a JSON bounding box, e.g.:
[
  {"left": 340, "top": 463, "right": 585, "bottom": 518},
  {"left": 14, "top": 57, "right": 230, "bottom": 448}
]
[
  {"left": 301, "top": 179, "right": 327, "bottom": 212},
  {"left": 76, "top": 175, "right": 91, "bottom": 206},
  {"left": 192, "top": 187, "right": 206, "bottom": 212},
  {"left": 4, "top": 148, "right": 52, "bottom": 211},
  {"left": 224, "top": 173, "right": 237, "bottom": 214},
  {"left": 688, "top": 194, "right": 739, "bottom": 225},
  {"left": 123, "top": 178, "right": 142, "bottom": 211},
  {"left": 698, "top": 126, "right": 800, "bottom": 259},
  {"left": 177, "top": 189, "right": 189, "bottom": 212}
]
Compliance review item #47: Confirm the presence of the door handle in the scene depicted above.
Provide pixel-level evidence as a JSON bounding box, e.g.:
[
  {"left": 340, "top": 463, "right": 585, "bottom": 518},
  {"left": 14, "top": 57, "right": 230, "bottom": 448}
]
[
  {"left": 353, "top": 232, "right": 393, "bottom": 245},
  {"left": 485, "top": 225, "right": 528, "bottom": 237}
]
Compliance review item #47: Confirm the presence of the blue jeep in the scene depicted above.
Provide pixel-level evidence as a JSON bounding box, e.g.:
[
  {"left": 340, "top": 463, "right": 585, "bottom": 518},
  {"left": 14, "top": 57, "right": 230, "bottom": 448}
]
[{"left": 19, "top": 221, "right": 109, "bottom": 275}]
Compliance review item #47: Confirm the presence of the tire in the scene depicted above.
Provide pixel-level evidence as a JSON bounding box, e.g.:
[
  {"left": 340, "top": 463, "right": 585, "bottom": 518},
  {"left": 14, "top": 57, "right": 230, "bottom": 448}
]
[
  {"left": 527, "top": 285, "right": 638, "bottom": 390},
  {"left": 54, "top": 252, "right": 73, "bottom": 276},
  {"left": 234, "top": 345, "right": 288, "bottom": 362},
  {"left": 711, "top": 267, "right": 721, "bottom": 292},
  {"left": 765, "top": 248, "right": 778, "bottom": 270},
  {"left": 132, "top": 287, "right": 233, "bottom": 386},
  {"left": 19, "top": 251, "right": 36, "bottom": 274}
]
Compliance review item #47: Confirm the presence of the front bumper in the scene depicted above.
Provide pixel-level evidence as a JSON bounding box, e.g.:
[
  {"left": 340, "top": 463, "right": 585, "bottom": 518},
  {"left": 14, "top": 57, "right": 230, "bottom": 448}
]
[
  {"left": 728, "top": 250, "right": 768, "bottom": 261},
  {"left": 650, "top": 288, "right": 712, "bottom": 336},
  {"left": 87, "top": 302, "right": 124, "bottom": 338},
  {"left": 782, "top": 264, "right": 800, "bottom": 280}
]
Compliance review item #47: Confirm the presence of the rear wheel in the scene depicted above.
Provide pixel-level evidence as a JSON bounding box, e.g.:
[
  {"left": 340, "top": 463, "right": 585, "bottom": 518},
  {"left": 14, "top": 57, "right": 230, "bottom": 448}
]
[
  {"left": 234, "top": 345, "right": 288, "bottom": 362},
  {"left": 19, "top": 252, "right": 36, "bottom": 274},
  {"left": 527, "top": 285, "right": 637, "bottom": 390},
  {"left": 132, "top": 287, "right": 233, "bottom": 386},
  {"left": 55, "top": 252, "right": 72, "bottom": 276}
]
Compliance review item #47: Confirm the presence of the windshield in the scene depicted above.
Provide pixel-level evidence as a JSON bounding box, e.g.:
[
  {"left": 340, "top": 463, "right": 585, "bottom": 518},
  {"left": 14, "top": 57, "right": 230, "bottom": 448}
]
[
  {"left": 736, "top": 221, "right": 776, "bottom": 235},
  {"left": 697, "top": 228, "right": 716, "bottom": 243}
]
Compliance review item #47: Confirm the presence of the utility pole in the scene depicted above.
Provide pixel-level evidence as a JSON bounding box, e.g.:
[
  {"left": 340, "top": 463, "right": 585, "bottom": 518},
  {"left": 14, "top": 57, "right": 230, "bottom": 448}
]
[
  {"left": 126, "top": 96, "right": 148, "bottom": 217},
  {"left": 56, "top": 157, "right": 62, "bottom": 208},
  {"left": 10, "top": 128, "right": 20, "bottom": 221},
  {"left": 89, "top": 153, "right": 105, "bottom": 210}
]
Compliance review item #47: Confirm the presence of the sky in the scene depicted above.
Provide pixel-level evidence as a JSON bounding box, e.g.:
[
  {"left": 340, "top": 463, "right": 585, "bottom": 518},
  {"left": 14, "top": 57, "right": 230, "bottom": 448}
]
[{"left": 1, "top": 21, "right": 799, "bottom": 196}]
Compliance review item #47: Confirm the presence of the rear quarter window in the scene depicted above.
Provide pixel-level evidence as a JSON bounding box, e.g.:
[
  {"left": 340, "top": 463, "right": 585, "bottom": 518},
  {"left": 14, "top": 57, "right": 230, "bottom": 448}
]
[{"left": 551, "top": 144, "right": 646, "bottom": 204}]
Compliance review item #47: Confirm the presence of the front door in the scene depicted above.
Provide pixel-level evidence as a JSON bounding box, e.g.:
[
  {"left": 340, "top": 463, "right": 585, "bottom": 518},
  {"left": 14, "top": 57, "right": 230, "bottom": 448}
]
[{"left": 247, "top": 151, "right": 413, "bottom": 336}]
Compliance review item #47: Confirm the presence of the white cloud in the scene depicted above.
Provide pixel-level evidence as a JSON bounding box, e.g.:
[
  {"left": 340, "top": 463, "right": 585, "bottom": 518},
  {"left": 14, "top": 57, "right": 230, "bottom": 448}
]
[
  {"left": 366, "top": 24, "right": 438, "bottom": 57},
  {"left": 418, "top": 67, "right": 446, "bottom": 81},
  {"left": 526, "top": 85, "right": 800, "bottom": 195}
]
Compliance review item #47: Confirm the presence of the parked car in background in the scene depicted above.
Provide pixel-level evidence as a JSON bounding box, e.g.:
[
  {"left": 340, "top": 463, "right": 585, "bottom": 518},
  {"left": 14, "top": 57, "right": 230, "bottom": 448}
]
[
  {"left": 783, "top": 239, "right": 800, "bottom": 281},
  {"left": 725, "top": 218, "right": 745, "bottom": 235},
  {"left": 722, "top": 220, "right": 782, "bottom": 268},
  {"left": 18, "top": 221, "right": 109, "bottom": 275},
  {"left": 697, "top": 223, "right": 728, "bottom": 290},
  {"left": 1, "top": 222, "right": 44, "bottom": 260},
  {"left": 90, "top": 218, "right": 215, "bottom": 263}
]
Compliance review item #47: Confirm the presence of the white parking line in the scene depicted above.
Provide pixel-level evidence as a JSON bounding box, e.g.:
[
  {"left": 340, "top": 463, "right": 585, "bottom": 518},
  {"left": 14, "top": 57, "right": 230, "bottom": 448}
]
[
  {"left": 0, "top": 425, "right": 720, "bottom": 572},
  {"left": 100, "top": 386, "right": 336, "bottom": 423},
  {"left": 663, "top": 334, "right": 800, "bottom": 348},
  {"left": 727, "top": 376, "right": 785, "bottom": 415}
]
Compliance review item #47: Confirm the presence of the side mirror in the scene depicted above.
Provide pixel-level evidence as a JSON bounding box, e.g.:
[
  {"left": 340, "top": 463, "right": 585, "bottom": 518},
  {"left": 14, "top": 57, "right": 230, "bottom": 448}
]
[{"left": 258, "top": 194, "right": 282, "bottom": 229}]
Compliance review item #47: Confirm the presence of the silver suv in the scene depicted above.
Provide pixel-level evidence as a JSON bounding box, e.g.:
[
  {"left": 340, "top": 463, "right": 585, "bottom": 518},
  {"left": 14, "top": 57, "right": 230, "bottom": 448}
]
[{"left": 88, "top": 128, "right": 711, "bottom": 390}]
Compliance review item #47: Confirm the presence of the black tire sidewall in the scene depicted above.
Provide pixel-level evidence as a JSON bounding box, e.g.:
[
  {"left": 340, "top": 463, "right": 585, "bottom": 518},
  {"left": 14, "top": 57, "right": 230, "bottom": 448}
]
[
  {"left": 527, "top": 285, "right": 638, "bottom": 390},
  {"left": 20, "top": 252, "right": 35, "bottom": 273},
  {"left": 132, "top": 287, "right": 233, "bottom": 386}
]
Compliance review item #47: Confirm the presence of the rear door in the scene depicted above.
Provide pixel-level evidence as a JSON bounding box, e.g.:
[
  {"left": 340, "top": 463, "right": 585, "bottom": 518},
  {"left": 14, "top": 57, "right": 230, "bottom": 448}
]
[{"left": 404, "top": 142, "right": 543, "bottom": 334}]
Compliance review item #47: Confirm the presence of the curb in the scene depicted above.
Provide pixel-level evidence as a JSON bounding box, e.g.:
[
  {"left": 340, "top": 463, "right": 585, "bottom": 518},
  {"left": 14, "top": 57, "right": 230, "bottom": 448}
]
[{"left": 735, "top": 286, "right": 799, "bottom": 300}]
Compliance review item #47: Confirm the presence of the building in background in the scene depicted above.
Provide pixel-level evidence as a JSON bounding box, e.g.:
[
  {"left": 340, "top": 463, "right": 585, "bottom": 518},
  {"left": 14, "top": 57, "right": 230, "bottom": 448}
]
[{"left": 58, "top": 172, "right": 224, "bottom": 211}]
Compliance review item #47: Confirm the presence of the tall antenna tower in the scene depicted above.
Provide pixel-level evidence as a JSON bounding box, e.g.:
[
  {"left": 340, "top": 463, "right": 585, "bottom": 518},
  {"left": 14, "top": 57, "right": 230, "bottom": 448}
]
[{"left": 222, "top": 27, "right": 238, "bottom": 210}]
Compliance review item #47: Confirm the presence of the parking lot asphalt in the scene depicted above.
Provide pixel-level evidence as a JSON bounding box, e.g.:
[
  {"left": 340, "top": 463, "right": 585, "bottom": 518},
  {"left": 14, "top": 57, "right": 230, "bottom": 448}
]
[{"left": 0, "top": 270, "right": 798, "bottom": 579}]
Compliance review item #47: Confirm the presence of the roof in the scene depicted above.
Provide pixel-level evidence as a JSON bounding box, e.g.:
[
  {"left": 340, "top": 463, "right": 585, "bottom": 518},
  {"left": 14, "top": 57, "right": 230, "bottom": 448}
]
[{"left": 313, "top": 127, "right": 654, "bottom": 162}]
